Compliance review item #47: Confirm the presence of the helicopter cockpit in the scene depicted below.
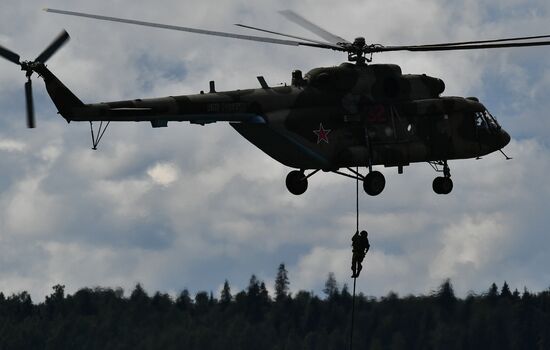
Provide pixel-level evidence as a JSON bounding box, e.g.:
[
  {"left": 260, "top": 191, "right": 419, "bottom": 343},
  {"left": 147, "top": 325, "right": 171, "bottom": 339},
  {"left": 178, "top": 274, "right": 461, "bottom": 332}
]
[{"left": 474, "top": 110, "right": 501, "bottom": 132}]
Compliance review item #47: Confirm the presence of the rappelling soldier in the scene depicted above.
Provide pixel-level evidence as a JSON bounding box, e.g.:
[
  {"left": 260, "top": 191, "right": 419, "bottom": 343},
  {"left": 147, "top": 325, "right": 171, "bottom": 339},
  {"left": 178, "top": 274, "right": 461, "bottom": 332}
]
[{"left": 351, "top": 230, "right": 370, "bottom": 278}]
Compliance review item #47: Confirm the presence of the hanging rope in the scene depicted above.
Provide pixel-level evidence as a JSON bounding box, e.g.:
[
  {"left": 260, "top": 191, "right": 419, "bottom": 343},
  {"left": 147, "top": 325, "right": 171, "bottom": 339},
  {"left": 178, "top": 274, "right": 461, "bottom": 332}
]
[
  {"left": 350, "top": 274, "right": 357, "bottom": 350},
  {"left": 356, "top": 166, "right": 359, "bottom": 233},
  {"left": 349, "top": 166, "right": 359, "bottom": 350}
]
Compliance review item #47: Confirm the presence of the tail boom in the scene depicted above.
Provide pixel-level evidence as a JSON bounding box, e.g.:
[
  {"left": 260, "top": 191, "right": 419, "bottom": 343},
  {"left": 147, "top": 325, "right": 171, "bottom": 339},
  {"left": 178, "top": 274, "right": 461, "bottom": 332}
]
[{"left": 33, "top": 63, "right": 84, "bottom": 121}]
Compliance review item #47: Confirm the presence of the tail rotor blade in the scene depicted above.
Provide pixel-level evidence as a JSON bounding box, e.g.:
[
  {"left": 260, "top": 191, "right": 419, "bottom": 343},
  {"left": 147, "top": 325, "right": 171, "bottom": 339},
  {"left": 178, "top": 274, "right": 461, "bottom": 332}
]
[
  {"left": 0, "top": 44, "right": 21, "bottom": 65},
  {"left": 35, "top": 30, "right": 70, "bottom": 63},
  {"left": 25, "top": 79, "right": 35, "bottom": 128}
]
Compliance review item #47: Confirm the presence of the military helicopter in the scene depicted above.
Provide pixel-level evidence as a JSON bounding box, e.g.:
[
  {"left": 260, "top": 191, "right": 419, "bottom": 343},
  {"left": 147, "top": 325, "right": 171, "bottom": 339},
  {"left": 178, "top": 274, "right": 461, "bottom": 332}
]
[{"left": 1, "top": 9, "right": 549, "bottom": 196}]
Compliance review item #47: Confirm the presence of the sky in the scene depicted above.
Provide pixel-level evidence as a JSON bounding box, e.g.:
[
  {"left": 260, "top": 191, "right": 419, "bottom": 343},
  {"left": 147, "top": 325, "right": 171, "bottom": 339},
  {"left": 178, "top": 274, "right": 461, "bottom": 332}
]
[{"left": 0, "top": 0, "right": 549, "bottom": 301}]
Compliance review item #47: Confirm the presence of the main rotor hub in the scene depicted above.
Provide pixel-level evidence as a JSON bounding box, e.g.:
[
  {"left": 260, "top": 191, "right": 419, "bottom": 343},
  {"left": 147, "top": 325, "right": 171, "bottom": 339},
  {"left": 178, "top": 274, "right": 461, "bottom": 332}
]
[
  {"left": 353, "top": 37, "right": 366, "bottom": 48},
  {"left": 347, "top": 37, "right": 371, "bottom": 65}
]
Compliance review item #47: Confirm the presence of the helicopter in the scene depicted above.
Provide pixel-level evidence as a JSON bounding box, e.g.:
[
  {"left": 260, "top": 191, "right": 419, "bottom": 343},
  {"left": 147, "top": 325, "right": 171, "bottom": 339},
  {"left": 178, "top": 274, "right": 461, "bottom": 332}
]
[{"left": 1, "top": 9, "right": 549, "bottom": 196}]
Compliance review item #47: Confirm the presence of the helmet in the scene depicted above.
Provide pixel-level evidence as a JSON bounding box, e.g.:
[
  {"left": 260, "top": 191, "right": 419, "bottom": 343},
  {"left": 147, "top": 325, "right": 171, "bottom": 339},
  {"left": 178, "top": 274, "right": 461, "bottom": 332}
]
[{"left": 360, "top": 230, "right": 368, "bottom": 237}]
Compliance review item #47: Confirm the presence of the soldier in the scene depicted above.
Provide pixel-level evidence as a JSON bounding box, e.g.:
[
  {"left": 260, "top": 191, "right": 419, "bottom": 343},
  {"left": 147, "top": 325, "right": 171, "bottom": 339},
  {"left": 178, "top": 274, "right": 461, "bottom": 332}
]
[{"left": 351, "top": 230, "right": 370, "bottom": 278}]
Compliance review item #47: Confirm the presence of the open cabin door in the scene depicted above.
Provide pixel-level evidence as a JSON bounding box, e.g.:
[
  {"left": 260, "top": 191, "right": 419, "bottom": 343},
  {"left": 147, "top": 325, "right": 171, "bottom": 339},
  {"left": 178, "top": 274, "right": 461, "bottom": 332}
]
[
  {"left": 430, "top": 113, "right": 453, "bottom": 159},
  {"left": 363, "top": 104, "right": 409, "bottom": 166}
]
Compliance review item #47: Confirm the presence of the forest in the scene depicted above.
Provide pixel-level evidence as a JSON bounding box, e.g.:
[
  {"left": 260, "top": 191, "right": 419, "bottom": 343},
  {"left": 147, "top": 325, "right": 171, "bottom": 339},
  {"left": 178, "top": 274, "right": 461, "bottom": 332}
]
[{"left": 1, "top": 264, "right": 549, "bottom": 350}]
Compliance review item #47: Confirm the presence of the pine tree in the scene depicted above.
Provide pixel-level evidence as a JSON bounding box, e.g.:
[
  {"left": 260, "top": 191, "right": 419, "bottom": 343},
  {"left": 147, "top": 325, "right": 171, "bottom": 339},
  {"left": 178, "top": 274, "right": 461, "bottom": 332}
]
[
  {"left": 195, "top": 291, "right": 210, "bottom": 313},
  {"left": 248, "top": 275, "right": 260, "bottom": 298},
  {"left": 500, "top": 281, "right": 512, "bottom": 298},
  {"left": 260, "top": 282, "right": 270, "bottom": 302},
  {"left": 274, "top": 263, "right": 290, "bottom": 301},
  {"left": 487, "top": 282, "right": 499, "bottom": 301},
  {"left": 246, "top": 274, "right": 264, "bottom": 322},
  {"left": 220, "top": 280, "right": 232, "bottom": 304},
  {"left": 176, "top": 289, "right": 192, "bottom": 310},
  {"left": 341, "top": 283, "right": 350, "bottom": 298},
  {"left": 437, "top": 279, "right": 456, "bottom": 309},
  {"left": 323, "top": 272, "right": 339, "bottom": 298},
  {"left": 130, "top": 283, "right": 149, "bottom": 304}
]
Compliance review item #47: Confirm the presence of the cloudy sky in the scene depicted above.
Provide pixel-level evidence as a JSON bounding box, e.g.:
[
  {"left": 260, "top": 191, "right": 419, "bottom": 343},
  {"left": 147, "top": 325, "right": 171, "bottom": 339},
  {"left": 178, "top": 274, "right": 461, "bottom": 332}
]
[{"left": 1, "top": 0, "right": 549, "bottom": 301}]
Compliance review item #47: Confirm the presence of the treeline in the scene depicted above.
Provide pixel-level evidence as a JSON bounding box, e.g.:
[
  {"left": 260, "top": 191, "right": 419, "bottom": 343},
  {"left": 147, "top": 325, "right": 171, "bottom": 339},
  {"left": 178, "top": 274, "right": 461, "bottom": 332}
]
[{"left": 1, "top": 264, "right": 550, "bottom": 349}]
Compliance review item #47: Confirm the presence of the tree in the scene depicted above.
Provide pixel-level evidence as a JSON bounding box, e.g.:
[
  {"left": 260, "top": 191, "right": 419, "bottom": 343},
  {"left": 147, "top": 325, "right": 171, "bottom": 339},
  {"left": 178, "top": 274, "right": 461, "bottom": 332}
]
[
  {"left": 275, "top": 263, "right": 290, "bottom": 302},
  {"left": 436, "top": 279, "right": 456, "bottom": 312},
  {"left": 130, "top": 283, "right": 149, "bottom": 304},
  {"left": 176, "top": 289, "right": 192, "bottom": 310},
  {"left": 220, "top": 280, "right": 232, "bottom": 304},
  {"left": 487, "top": 282, "right": 499, "bottom": 301},
  {"left": 323, "top": 272, "right": 339, "bottom": 298},
  {"left": 45, "top": 284, "right": 66, "bottom": 316},
  {"left": 245, "top": 275, "right": 265, "bottom": 322},
  {"left": 500, "top": 281, "right": 512, "bottom": 299},
  {"left": 151, "top": 292, "right": 172, "bottom": 311},
  {"left": 48, "top": 284, "right": 65, "bottom": 302},
  {"left": 195, "top": 291, "right": 209, "bottom": 308},
  {"left": 247, "top": 275, "right": 261, "bottom": 298},
  {"left": 260, "top": 282, "right": 270, "bottom": 302}
]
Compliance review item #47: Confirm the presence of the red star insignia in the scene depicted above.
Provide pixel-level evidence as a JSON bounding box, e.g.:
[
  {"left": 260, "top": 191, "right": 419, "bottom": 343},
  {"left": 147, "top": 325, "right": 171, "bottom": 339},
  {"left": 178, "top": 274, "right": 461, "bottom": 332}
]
[{"left": 313, "top": 123, "right": 331, "bottom": 144}]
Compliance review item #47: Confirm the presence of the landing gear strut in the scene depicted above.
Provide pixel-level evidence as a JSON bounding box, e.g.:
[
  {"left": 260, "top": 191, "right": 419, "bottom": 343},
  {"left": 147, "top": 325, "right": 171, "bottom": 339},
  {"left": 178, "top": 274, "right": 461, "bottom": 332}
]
[
  {"left": 285, "top": 168, "right": 386, "bottom": 196},
  {"left": 332, "top": 168, "right": 385, "bottom": 196},
  {"left": 430, "top": 161, "right": 453, "bottom": 195},
  {"left": 89, "top": 121, "right": 111, "bottom": 150}
]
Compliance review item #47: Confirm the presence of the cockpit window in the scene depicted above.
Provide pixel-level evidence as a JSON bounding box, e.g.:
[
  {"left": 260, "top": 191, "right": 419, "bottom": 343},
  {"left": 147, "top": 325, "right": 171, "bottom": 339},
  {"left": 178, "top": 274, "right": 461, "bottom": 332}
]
[{"left": 475, "top": 110, "right": 500, "bottom": 131}]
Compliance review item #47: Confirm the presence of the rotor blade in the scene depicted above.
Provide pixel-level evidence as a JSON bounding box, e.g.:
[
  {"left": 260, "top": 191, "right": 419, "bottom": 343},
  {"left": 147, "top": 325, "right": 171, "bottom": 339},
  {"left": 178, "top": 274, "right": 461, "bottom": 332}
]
[
  {"left": 372, "top": 40, "right": 550, "bottom": 53},
  {"left": 279, "top": 9, "right": 350, "bottom": 44},
  {"left": 401, "top": 34, "right": 550, "bottom": 49},
  {"left": 25, "top": 79, "right": 35, "bottom": 128},
  {"left": 35, "top": 30, "right": 70, "bottom": 63},
  {"left": 235, "top": 23, "right": 334, "bottom": 46},
  {"left": 43, "top": 8, "right": 341, "bottom": 50},
  {"left": 0, "top": 44, "right": 21, "bottom": 65}
]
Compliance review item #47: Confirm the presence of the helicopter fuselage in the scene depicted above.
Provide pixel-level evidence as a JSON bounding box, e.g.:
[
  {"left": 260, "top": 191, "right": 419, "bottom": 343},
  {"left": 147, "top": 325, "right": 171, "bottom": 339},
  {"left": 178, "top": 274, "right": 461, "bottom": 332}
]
[{"left": 44, "top": 62, "right": 510, "bottom": 171}]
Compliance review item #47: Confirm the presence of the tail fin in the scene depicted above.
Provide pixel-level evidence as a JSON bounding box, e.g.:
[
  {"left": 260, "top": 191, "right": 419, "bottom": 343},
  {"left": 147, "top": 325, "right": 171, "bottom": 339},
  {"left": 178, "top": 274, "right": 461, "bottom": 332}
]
[{"left": 34, "top": 63, "right": 84, "bottom": 121}]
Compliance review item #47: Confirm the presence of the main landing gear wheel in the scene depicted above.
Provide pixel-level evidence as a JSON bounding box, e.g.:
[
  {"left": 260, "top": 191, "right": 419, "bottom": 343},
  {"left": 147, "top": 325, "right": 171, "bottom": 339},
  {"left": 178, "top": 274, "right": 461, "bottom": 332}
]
[
  {"left": 286, "top": 170, "right": 308, "bottom": 195},
  {"left": 430, "top": 160, "right": 453, "bottom": 195},
  {"left": 432, "top": 176, "right": 453, "bottom": 194},
  {"left": 363, "top": 171, "right": 385, "bottom": 196}
]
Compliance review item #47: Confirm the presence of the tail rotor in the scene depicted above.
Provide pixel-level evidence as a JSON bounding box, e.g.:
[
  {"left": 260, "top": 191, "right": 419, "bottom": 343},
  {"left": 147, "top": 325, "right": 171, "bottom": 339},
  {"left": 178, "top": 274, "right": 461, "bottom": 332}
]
[{"left": 0, "top": 30, "right": 70, "bottom": 128}]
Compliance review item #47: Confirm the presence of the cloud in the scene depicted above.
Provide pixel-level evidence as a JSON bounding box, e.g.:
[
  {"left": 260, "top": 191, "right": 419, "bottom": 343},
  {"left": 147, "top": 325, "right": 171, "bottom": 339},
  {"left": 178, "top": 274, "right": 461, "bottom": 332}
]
[
  {"left": 147, "top": 162, "right": 179, "bottom": 186},
  {"left": 0, "top": 139, "right": 26, "bottom": 152},
  {"left": 430, "top": 214, "right": 512, "bottom": 280}
]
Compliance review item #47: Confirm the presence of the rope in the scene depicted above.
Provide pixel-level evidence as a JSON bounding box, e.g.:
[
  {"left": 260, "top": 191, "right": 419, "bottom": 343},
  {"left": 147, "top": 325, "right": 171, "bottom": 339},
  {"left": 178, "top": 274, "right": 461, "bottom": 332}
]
[
  {"left": 356, "top": 166, "right": 359, "bottom": 233},
  {"left": 350, "top": 275, "right": 357, "bottom": 350},
  {"left": 349, "top": 166, "right": 359, "bottom": 350}
]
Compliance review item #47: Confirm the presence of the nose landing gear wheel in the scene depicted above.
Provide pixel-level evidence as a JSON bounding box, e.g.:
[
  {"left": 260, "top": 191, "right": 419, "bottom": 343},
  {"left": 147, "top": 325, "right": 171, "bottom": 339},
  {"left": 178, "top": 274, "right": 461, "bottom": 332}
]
[
  {"left": 432, "top": 176, "right": 453, "bottom": 194},
  {"left": 286, "top": 170, "right": 308, "bottom": 195},
  {"left": 363, "top": 171, "right": 385, "bottom": 196}
]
